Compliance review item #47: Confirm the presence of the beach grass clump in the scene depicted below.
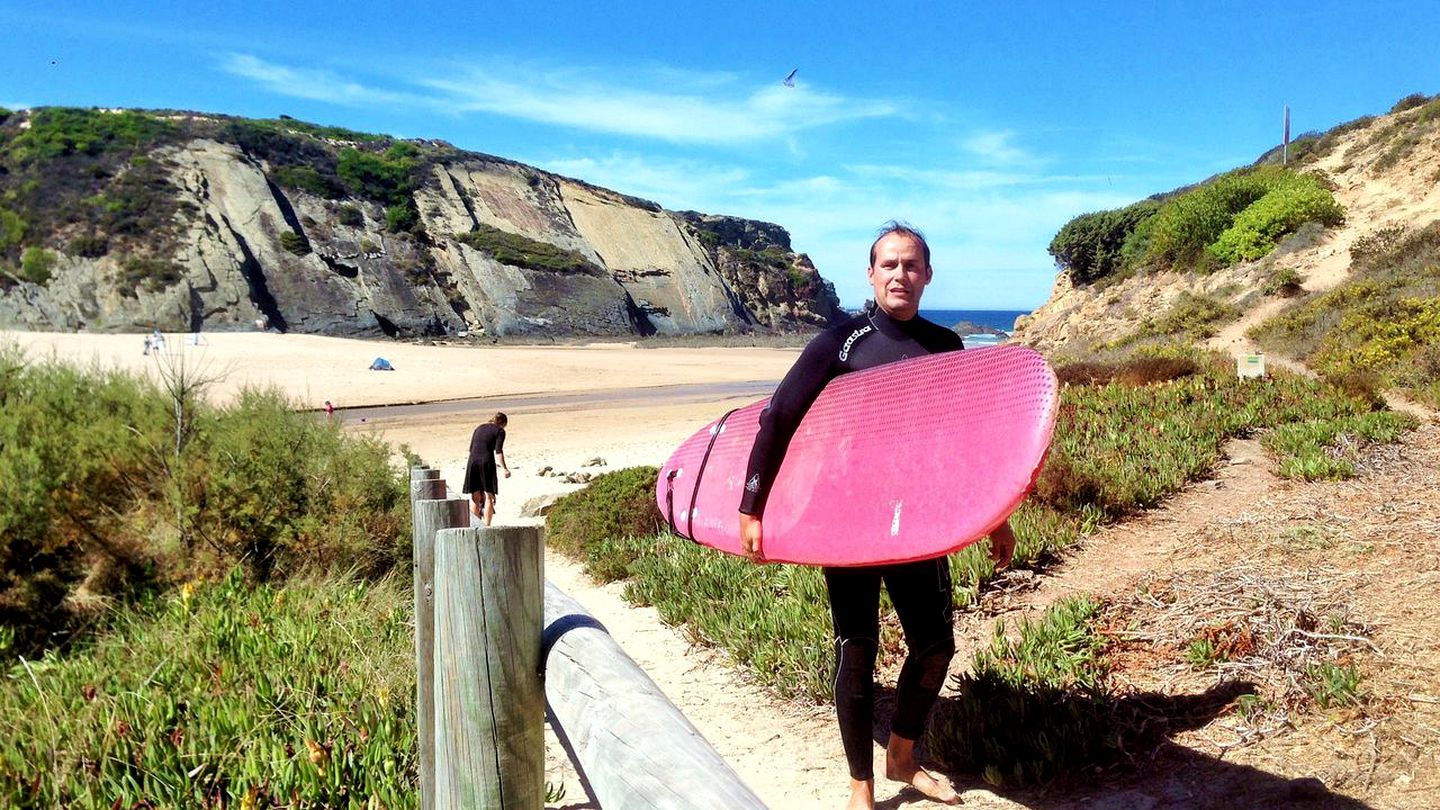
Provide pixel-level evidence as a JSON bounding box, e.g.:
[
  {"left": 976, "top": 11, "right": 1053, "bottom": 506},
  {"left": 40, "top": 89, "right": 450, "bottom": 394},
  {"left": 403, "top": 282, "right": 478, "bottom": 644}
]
[
  {"left": 1262, "top": 410, "right": 1416, "bottom": 481},
  {"left": 0, "top": 346, "right": 411, "bottom": 660},
  {"left": 544, "top": 466, "right": 664, "bottom": 573},
  {"left": 926, "top": 596, "right": 1114, "bottom": 787},
  {"left": 0, "top": 571, "right": 419, "bottom": 808}
]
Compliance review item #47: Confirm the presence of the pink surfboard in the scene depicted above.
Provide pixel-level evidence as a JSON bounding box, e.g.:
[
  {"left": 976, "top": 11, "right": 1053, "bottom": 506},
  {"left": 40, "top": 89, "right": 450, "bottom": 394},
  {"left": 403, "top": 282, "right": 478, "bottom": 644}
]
[{"left": 656, "top": 345, "right": 1059, "bottom": 566}]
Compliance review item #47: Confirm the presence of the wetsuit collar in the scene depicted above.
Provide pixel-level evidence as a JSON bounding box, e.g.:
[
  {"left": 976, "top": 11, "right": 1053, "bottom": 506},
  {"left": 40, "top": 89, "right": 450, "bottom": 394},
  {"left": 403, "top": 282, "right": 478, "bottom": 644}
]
[{"left": 867, "top": 305, "right": 920, "bottom": 339}]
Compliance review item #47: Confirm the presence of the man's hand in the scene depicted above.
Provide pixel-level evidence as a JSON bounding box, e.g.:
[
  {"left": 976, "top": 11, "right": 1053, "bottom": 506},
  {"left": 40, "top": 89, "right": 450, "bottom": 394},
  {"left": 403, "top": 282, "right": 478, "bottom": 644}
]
[
  {"left": 739, "top": 513, "right": 765, "bottom": 563},
  {"left": 988, "top": 520, "right": 1016, "bottom": 569}
]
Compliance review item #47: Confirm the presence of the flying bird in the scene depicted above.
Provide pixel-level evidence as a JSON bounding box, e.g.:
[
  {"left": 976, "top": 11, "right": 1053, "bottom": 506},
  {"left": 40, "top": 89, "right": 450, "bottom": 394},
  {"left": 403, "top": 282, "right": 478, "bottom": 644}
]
[{"left": 782, "top": 68, "right": 797, "bottom": 87}]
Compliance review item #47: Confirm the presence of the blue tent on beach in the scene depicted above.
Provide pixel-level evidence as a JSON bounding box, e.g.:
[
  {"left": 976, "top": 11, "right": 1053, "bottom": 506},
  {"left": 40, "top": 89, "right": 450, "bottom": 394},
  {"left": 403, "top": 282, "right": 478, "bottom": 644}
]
[{"left": 369, "top": 357, "right": 394, "bottom": 371}]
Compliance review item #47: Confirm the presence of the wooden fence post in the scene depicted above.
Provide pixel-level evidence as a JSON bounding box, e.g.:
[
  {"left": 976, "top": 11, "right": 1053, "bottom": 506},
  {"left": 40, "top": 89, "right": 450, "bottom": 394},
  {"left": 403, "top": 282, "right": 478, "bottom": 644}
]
[
  {"left": 433, "top": 525, "right": 545, "bottom": 808},
  {"left": 542, "top": 583, "right": 767, "bottom": 809},
  {"left": 411, "top": 474, "right": 466, "bottom": 810}
]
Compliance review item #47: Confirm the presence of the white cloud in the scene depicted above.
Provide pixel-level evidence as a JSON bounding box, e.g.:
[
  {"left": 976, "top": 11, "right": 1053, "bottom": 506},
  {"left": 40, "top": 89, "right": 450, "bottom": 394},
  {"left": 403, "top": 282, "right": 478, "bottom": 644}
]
[
  {"left": 961, "top": 130, "right": 1037, "bottom": 167},
  {"left": 220, "top": 53, "right": 898, "bottom": 145},
  {"left": 422, "top": 63, "right": 896, "bottom": 145},
  {"left": 220, "top": 54, "right": 422, "bottom": 107}
]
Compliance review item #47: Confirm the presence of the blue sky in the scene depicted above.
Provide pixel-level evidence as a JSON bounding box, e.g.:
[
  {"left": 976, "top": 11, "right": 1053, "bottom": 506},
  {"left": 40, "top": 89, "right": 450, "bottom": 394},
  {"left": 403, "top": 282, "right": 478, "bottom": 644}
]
[{"left": 2, "top": 1, "right": 1436, "bottom": 309}]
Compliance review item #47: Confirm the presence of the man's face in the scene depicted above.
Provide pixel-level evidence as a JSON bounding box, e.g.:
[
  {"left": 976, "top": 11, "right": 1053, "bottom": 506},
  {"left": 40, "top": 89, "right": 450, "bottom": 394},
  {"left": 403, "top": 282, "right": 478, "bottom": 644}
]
[{"left": 867, "top": 233, "right": 932, "bottom": 320}]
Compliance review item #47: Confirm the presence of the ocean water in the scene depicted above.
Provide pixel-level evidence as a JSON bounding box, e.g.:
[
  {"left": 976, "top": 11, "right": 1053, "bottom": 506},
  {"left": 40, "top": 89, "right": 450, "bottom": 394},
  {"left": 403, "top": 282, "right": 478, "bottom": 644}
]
[{"left": 922, "top": 309, "right": 1030, "bottom": 345}]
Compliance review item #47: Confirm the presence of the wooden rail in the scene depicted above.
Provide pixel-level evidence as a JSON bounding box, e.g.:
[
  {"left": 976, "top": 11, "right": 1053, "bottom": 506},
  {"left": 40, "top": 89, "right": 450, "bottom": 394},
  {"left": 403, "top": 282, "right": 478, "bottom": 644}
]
[{"left": 410, "top": 466, "right": 765, "bottom": 809}]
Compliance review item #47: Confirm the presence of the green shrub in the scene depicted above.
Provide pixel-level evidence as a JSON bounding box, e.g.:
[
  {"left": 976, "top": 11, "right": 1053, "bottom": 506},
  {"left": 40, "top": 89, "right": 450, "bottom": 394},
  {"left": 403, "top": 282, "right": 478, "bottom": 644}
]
[
  {"left": 116, "top": 255, "right": 184, "bottom": 296},
  {"left": 1207, "top": 175, "right": 1344, "bottom": 264},
  {"left": 1048, "top": 199, "right": 1160, "bottom": 283},
  {"left": 0, "top": 349, "right": 411, "bottom": 658},
  {"left": 385, "top": 201, "right": 419, "bottom": 233},
  {"left": 545, "top": 467, "right": 663, "bottom": 561},
  {"left": 454, "top": 223, "right": 602, "bottom": 274},
  {"left": 279, "top": 230, "right": 311, "bottom": 256},
  {"left": 1, "top": 107, "right": 174, "bottom": 164},
  {"left": 337, "top": 144, "right": 419, "bottom": 206},
  {"left": 272, "top": 163, "right": 346, "bottom": 199},
  {"left": 0, "top": 207, "right": 25, "bottom": 255},
  {"left": 338, "top": 203, "right": 364, "bottom": 227},
  {"left": 0, "top": 350, "right": 171, "bottom": 656},
  {"left": 186, "top": 387, "right": 408, "bottom": 581},
  {"left": 1262, "top": 266, "right": 1304, "bottom": 296},
  {"left": 18, "top": 246, "right": 55, "bottom": 284},
  {"left": 1138, "top": 167, "right": 1344, "bottom": 271},
  {"left": 1135, "top": 292, "right": 1237, "bottom": 339}
]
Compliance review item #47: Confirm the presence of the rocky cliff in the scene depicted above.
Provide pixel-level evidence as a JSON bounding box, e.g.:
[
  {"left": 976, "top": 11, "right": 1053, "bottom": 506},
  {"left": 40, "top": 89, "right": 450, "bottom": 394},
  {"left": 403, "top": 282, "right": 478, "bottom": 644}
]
[{"left": 0, "top": 108, "right": 843, "bottom": 337}]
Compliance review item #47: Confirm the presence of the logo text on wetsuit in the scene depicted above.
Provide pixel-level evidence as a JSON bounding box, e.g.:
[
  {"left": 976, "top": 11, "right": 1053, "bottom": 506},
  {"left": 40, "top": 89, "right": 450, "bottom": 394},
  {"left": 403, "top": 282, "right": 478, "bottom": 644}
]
[{"left": 838, "top": 325, "right": 872, "bottom": 362}]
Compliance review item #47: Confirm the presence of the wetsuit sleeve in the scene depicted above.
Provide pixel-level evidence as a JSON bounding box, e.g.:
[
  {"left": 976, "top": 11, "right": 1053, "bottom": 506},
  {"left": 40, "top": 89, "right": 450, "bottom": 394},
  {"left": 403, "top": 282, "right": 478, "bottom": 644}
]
[
  {"left": 738, "top": 332, "right": 842, "bottom": 516},
  {"left": 496, "top": 428, "right": 506, "bottom": 455}
]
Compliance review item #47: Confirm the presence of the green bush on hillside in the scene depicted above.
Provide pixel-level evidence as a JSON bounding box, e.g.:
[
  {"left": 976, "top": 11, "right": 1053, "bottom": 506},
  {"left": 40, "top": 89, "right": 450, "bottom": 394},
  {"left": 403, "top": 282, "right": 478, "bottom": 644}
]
[
  {"left": 18, "top": 247, "right": 55, "bottom": 284},
  {"left": 1251, "top": 221, "right": 1440, "bottom": 406},
  {"left": 1048, "top": 199, "right": 1160, "bottom": 283},
  {"left": 0, "top": 107, "right": 174, "bottom": 164},
  {"left": 1207, "top": 177, "right": 1345, "bottom": 263},
  {"left": 0, "top": 207, "right": 25, "bottom": 255},
  {"left": 453, "top": 223, "right": 603, "bottom": 275}
]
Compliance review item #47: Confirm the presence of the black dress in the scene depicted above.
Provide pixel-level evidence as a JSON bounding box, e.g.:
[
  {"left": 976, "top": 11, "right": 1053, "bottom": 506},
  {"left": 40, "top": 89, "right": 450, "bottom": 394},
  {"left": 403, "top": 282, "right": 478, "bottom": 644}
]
[{"left": 462, "top": 423, "right": 506, "bottom": 495}]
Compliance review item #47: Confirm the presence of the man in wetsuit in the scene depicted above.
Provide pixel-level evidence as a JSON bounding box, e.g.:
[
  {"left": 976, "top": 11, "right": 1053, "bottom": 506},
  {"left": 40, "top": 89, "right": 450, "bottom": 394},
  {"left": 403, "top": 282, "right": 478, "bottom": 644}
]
[{"left": 738, "top": 222, "right": 1016, "bottom": 809}]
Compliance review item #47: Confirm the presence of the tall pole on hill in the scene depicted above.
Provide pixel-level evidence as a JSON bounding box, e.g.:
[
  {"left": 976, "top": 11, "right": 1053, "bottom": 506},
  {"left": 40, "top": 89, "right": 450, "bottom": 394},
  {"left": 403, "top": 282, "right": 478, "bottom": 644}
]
[{"left": 1283, "top": 104, "right": 1291, "bottom": 165}]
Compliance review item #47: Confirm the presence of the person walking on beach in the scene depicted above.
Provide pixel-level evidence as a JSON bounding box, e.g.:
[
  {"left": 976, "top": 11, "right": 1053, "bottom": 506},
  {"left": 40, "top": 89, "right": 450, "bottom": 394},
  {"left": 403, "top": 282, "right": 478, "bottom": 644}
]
[
  {"left": 738, "top": 222, "right": 1016, "bottom": 809},
  {"left": 463, "top": 412, "right": 511, "bottom": 526}
]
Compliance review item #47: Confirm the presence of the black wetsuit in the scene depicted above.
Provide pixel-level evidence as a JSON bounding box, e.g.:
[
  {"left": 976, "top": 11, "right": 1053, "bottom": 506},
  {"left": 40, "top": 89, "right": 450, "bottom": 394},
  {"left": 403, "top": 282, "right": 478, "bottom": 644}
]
[
  {"left": 462, "top": 423, "right": 506, "bottom": 495},
  {"left": 740, "top": 303, "right": 963, "bottom": 782}
]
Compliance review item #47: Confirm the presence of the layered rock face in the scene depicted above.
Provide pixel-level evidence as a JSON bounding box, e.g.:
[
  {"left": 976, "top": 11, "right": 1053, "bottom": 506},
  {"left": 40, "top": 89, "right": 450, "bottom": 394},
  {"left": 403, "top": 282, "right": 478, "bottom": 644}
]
[{"left": 0, "top": 110, "right": 843, "bottom": 337}]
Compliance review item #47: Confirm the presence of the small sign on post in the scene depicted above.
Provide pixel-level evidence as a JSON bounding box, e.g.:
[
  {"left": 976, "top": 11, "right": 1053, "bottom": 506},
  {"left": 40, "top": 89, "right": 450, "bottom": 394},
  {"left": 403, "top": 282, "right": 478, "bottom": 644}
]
[{"left": 1238, "top": 353, "right": 1266, "bottom": 379}]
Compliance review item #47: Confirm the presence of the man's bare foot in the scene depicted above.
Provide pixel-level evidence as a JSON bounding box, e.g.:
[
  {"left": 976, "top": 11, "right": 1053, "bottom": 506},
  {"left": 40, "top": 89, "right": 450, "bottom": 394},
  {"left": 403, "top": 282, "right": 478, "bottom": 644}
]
[
  {"left": 846, "top": 778, "right": 875, "bottom": 810},
  {"left": 885, "top": 763, "right": 960, "bottom": 804},
  {"left": 886, "top": 734, "right": 960, "bottom": 804}
]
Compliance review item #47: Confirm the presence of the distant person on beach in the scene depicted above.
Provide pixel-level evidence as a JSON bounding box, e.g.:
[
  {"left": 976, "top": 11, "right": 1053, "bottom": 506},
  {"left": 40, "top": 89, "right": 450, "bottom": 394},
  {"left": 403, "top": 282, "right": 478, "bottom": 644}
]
[
  {"left": 463, "top": 412, "right": 511, "bottom": 526},
  {"left": 142, "top": 335, "right": 152, "bottom": 356},
  {"left": 324, "top": 400, "right": 335, "bottom": 418},
  {"left": 738, "top": 221, "right": 1016, "bottom": 809}
]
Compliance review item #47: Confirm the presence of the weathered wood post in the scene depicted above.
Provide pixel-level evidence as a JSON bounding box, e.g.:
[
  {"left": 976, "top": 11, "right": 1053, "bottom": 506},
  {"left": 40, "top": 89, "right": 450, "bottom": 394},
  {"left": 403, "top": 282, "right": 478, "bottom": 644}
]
[
  {"left": 434, "top": 525, "right": 545, "bottom": 808},
  {"left": 543, "top": 583, "right": 767, "bottom": 808},
  {"left": 410, "top": 466, "right": 466, "bottom": 810}
]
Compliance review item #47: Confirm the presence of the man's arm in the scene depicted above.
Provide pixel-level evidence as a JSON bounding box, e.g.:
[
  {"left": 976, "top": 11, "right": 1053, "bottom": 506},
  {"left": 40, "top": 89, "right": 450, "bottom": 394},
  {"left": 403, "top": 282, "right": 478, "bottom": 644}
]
[
  {"left": 737, "top": 331, "right": 842, "bottom": 561},
  {"left": 738, "top": 332, "right": 841, "bottom": 518}
]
